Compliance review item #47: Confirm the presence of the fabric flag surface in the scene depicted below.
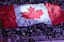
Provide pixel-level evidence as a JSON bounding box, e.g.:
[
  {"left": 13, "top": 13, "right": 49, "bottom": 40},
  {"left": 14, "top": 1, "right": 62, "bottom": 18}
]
[{"left": 0, "top": 2, "right": 64, "bottom": 28}]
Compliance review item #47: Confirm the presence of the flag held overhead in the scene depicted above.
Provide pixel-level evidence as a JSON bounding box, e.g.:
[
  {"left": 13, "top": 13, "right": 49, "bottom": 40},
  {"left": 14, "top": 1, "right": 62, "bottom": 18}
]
[{"left": 0, "top": 2, "right": 64, "bottom": 28}]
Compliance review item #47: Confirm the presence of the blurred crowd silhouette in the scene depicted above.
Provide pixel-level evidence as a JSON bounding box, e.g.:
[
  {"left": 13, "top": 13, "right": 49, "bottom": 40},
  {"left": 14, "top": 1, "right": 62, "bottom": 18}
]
[
  {"left": 0, "top": 0, "right": 64, "bottom": 5},
  {"left": 0, "top": 0, "right": 64, "bottom": 42},
  {"left": 0, "top": 0, "right": 64, "bottom": 9}
]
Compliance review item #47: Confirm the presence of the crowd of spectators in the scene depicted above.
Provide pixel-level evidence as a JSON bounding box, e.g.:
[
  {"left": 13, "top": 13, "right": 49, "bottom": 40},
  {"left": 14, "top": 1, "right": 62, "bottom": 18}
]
[
  {"left": 0, "top": 23, "right": 64, "bottom": 42},
  {"left": 0, "top": 0, "right": 64, "bottom": 9}
]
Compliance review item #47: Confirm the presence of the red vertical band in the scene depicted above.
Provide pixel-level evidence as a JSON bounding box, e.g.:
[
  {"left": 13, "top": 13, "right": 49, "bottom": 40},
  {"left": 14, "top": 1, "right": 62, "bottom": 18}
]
[
  {"left": 0, "top": 5, "right": 17, "bottom": 28},
  {"left": 44, "top": 2, "right": 64, "bottom": 25}
]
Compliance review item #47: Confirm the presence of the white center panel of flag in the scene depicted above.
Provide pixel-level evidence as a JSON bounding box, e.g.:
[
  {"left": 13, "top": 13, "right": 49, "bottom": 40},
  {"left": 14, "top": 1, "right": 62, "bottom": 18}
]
[{"left": 13, "top": 3, "right": 52, "bottom": 27}]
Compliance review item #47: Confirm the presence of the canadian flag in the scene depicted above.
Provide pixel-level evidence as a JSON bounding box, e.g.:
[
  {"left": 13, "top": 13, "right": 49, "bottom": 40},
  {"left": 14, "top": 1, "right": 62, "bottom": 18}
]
[{"left": 0, "top": 2, "right": 64, "bottom": 28}]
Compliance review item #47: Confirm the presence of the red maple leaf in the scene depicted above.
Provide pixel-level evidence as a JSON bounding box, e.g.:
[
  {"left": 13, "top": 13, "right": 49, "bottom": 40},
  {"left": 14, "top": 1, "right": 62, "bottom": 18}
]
[{"left": 21, "top": 6, "right": 44, "bottom": 19}]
